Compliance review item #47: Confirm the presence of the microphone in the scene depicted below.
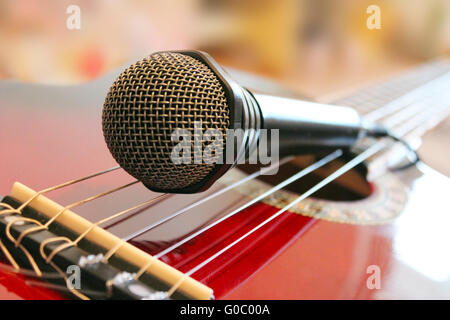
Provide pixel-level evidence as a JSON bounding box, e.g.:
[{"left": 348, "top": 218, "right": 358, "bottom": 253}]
[{"left": 102, "top": 50, "right": 388, "bottom": 194}]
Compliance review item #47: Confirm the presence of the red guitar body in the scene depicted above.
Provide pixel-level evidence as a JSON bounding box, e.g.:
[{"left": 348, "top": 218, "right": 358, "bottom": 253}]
[{"left": 0, "top": 69, "right": 449, "bottom": 300}]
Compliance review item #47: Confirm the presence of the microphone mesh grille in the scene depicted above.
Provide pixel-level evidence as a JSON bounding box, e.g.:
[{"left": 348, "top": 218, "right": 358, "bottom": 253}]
[{"left": 102, "top": 52, "right": 230, "bottom": 191}]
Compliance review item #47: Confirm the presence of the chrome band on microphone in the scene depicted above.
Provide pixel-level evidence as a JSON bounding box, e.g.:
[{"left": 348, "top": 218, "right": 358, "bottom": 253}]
[{"left": 234, "top": 87, "right": 262, "bottom": 165}]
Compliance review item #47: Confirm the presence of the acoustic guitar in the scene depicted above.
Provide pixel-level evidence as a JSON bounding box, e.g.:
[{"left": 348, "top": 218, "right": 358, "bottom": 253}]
[{"left": 0, "top": 58, "right": 449, "bottom": 300}]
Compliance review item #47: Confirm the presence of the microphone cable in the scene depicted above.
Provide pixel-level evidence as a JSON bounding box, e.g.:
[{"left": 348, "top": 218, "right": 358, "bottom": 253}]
[{"left": 366, "top": 124, "right": 421, "bottom": 171}]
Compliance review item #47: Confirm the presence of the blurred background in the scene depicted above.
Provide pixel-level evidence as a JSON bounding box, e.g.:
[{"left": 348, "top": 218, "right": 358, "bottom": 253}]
[{"left": 0, "top": 0, "right": 449, "bottom": 96}]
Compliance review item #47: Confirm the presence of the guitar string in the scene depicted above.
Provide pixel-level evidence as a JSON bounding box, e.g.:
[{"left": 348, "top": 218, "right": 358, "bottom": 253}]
[
  {"left": 0, "top": 95, "right": 438, "bottom": 233},
  {"left": 0, "top": 154, "right": 289, "bottom": 298},
  {"left": 395, "top": 101, "right": 450, "bottom": 137},
  {"left": 124, "top": 77, "right": 450, "bottom": 243},
  {"left": 1, "top": 72, "right": 444, "bottom": 232},
  {"left": 8, "top": 186, "right": 167, "bottom": 263},
  {"left": 385, "top": 88, "right": 450, "bottom": 130},
  {"left": 0, "top": 261, "right": 67, "bottom": 280},
  {"left": 178, "top": 85, "right": 450, "bottom": 275},
  {"left": 3, "top": 180, "right": 143, "bottom": 260},
  {"left": 0, "top": 99, "right": 444, "bottom": 282},
  {"left": 364, "top": 72, "right": 450, "bottom": 121},
  {"left": 0, "top": 165, "right": 121, "bottom": 229},
  {"left": 3, "top": 158, "right": 291, "bottom": 290},
  {"left": 122, "top": 78, "right": 437, "bottom": 241},
  {"left": 68, "top": 151, "right": 340, "bottom": 298},
  {"left": 34, "top": 83, "right": 442, "bottom": 275},
  {"left": 126, "top": 92, "right": 449, "bottom": 259},
  {"left": 0, "top": 203, "right": 44, "bottom": 275},
  {"left": 0, "top": 239, "right": 19, "bottom": 270},
  {"left": 0, "top": 254, "right": 83, "bottom": 297},
  {"left": 0, "top": 92, "right": 440, "bottom": 298},
  {"left": 145, "top": 115, "right": 425, "bottom": 283},
  {"left": 0, "top": 150, "right": 338, "bottom": 297},
  {"left": 2, "top": 190, "right": 167, "bottom": 299},
  {"left": 0, "top": 167, "right": 131, "bottom": 297},
  {"left": 121, "top": 100, "right": 444, "bottom": 244},
  {"left": 383, "top": 106, "right": 450, "bottom": 167},
  {"left": 148, "top": 152, "right": 347, "bottom": 296},
  {"left": 404, "top": 108, "right": 450, "bottom": 138},
  {"left": 183, "top": 78, "right": 445, "bottom": 273},
  {"left": 98, "top": 160, "right": 294, "bottom": 233},
  {"left": 6, "top": 180, "right": 141, "bottom": 249},
  {"left": 176, "top": 98, "right": 450, "bottom": 276},
  {"left": 0, "top": 71, "right": 445, "bottom": 221},
  {"left": 153, "top": 150, "right": 343, "bottom": 259},
  {"left": 43, "top": 86, "right": 450, "bottom": 296},
  {"left": 13, "top": 75, "right": 441, "bottom": 246},
  {"left": 22, "top": 190, "right": 166, "bottom": 299},
  {"left": 0, "top": 74, "right": 447, "bottom": 297},
  {"left": 0, "top": 164, "right": 123, "bottom": 272},
  {"left": 2, "top": 112, "right": 443, "bottom": 298},
  {"left": 0, "top": 165, "right": 121, "bottom": 216},
  {"left": 184, "top": 142, "right": 385, "bottom": 276},
  {"left": 0, "top": 167, "right": 126, "bottom": 286},
  {"left": 383, "top": 91, "right": 448, "bottom": 128},
  {"left": 42, "top": 180, "right": 140, "bottom": 227},
  {"left": 102, "top": 192, "right": 173, "bottom": 230},
  {"left": 71, "top": 193, "right": 168, "bottom": 245},
  {"left": 121, "top": 156, "right": 294, "bottom": 241}
]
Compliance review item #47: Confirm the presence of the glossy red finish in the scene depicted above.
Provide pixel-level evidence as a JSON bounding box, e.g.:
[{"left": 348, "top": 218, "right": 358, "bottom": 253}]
[
  {"left": 132, "top": 202, "right": 315, "bottom": 299},
  {"left": 0, "top": 267, "right": 63, "bottom": 300},
  {"left": 226, "top": 164, "right": 450, "bottom": 299},
  {"left": 0, "top": 74, "right": 449, "bottom": 300}
]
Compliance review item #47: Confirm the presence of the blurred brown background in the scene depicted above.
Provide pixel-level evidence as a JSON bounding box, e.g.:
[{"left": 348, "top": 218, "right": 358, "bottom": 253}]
[
  {"left": 1, "top": 0, "right": 449, "bottom": 95},
  {"left": 1, "top": 0, "right": 449, "bottom": 176}
]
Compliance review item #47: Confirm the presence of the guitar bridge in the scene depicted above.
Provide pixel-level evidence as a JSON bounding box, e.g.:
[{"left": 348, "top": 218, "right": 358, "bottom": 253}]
[{"left": 0, "top": 182, "right": 213, "bottom": 300}]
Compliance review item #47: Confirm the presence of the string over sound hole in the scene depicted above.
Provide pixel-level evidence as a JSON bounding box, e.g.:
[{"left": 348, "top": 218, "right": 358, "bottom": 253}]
[{"left": 238, "top": 154, "right": 371, "bottom": 202}]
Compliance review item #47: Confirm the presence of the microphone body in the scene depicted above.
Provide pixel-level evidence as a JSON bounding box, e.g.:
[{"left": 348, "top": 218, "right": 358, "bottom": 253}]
[
  {"left": 249, "top": 93, "right": 371, "bottom": 155},
  {"left": 102, "top": 50, "right": 385, "bottom": 193}
]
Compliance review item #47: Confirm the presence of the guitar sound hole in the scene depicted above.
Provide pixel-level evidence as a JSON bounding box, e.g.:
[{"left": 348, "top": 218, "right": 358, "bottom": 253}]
[{"left": 237, "top": 154, "right": 371, "bottom": 202}]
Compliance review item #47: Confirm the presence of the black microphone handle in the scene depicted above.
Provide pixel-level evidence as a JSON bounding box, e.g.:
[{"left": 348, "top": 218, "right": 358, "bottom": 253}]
[{"left": 248, "top": 92, "right": 379, "bottom": 155}]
